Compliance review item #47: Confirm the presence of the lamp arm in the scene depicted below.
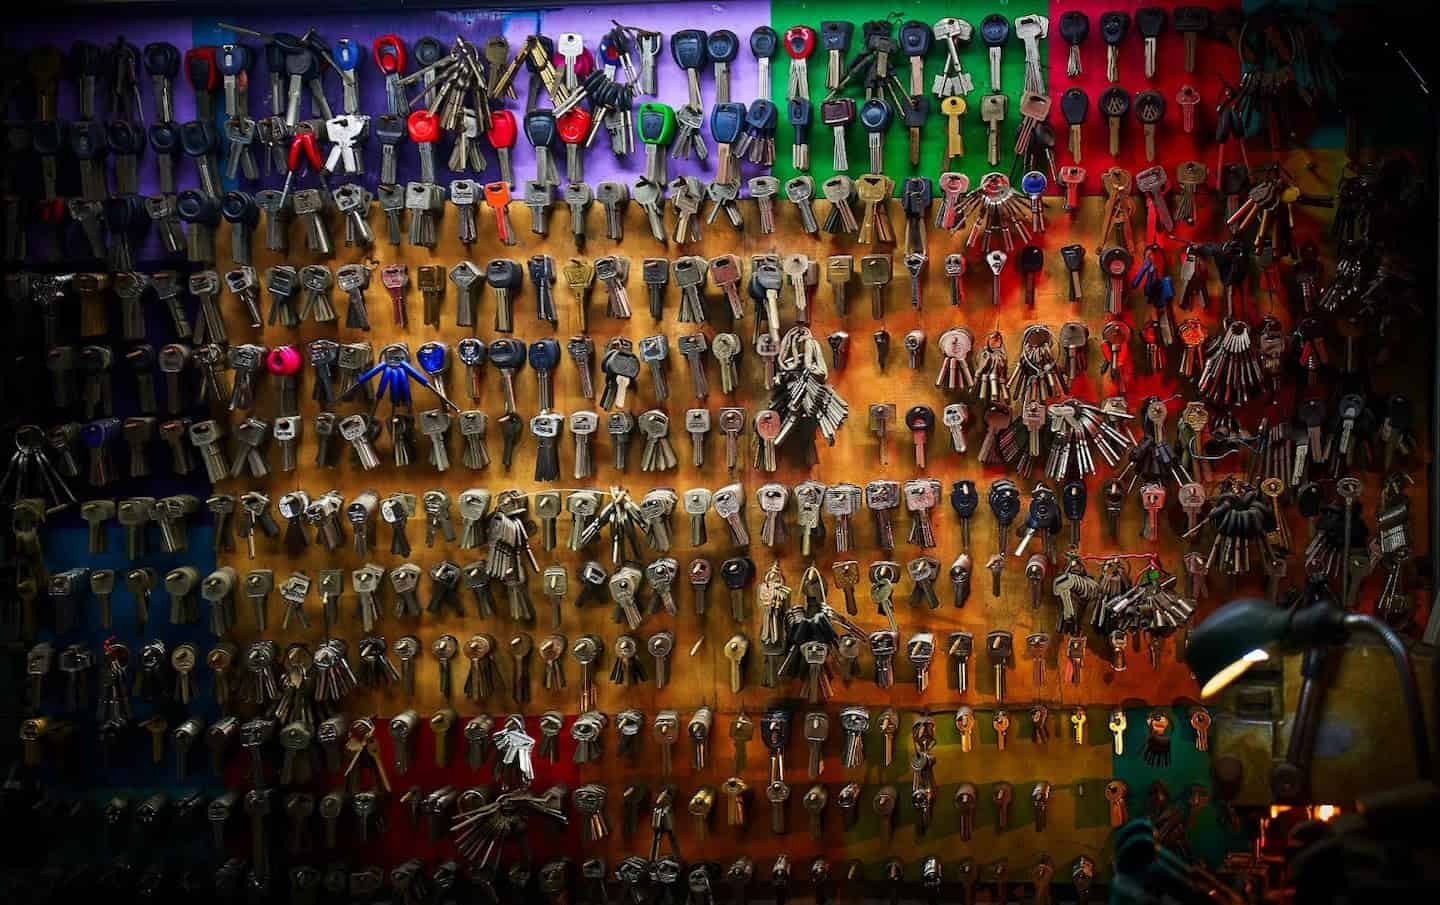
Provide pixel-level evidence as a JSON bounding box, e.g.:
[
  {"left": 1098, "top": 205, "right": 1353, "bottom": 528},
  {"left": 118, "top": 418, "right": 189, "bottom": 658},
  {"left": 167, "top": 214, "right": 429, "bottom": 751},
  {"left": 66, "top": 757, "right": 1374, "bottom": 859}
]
[{"left": 1344, "top": 613, "right": 1434, "bottom": 782}]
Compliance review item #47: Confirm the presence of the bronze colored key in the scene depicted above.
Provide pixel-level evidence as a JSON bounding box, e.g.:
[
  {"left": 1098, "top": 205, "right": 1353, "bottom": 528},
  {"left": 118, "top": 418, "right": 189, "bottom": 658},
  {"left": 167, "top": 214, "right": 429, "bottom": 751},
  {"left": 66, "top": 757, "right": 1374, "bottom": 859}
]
[
  {"left": 993, "top": 781, "right": 1013, "bottom": 831},
  {"left": 993, "top": 709, "right": 1010, "bottom": 750},
  {"left": 1134, "top": 90, "right": 1166, "bottom": 162},
  {"left": 831, "top": 560, "right": 860, "bottom": 615},
  {"left": 859, "top": 254, "right": 891, "bottom": 320},
  {"left": 1099, "top": 88, "right": 1130, "bottom": 156},
  {"left": 1105, "top": 779, "right": 1129, "bottom": 826}
]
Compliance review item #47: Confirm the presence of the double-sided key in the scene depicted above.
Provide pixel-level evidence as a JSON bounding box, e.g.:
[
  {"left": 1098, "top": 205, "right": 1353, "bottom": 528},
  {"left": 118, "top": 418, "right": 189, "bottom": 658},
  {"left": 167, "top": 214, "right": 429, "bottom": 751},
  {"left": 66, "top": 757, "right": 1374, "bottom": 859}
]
[
  {"left": 671, "top": 29, "right": 708, "bottom": 109},
  {"left": 1100, "top": 11, "right": 1129, "bottom": 83},
  {"left": 528, "top": 338, "right": 562, "bottom": 411},
  {"left": 487, "top": 338, "right": 526, "bottom": 414}
]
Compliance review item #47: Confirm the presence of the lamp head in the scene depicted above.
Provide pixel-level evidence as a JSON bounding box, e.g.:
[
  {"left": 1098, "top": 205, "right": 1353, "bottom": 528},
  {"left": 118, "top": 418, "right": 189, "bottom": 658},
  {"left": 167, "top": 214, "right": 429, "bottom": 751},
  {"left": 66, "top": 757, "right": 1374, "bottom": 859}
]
[{"left": 1187, "top": 598, "right": 1349, "bottom": 698}]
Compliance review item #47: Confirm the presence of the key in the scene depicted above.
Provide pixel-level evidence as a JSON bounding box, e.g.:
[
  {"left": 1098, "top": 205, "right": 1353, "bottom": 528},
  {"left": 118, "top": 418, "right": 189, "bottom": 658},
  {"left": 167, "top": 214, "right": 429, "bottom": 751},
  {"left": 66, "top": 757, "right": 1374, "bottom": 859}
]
[
  {"left": 1173, "top": 6, "right": 1211, "bottom": 74},
  {"left": 1135, "top": 7, "right": 1167, "bottom": 79},
  {"left": 561, "top": 181, "right": 593, "bottom": 250},
  {"left": 1105, "top": 779, "right": 1129, "bottom": 826},
  {"left": 855, "top": 255, "right": 891, "bottom": 322},
  {"left": 595, "top": 255, "right": 631, "bottom": 320},
  {"left": 1098, "top": 11, "right": 1130, "bottom": 82},
  {"left": 1105, "top": 707, "right": 1128, "bottom": 756},
  {"left": 648, "top": 631, "right": 674, "bottom": 689},
  {"left": 706, "top": 333, "right": 740, "bottom": 398},
  {"left": 905, "top": 406, "right": 935, "bottom": 469},
  {"left": 673, "top": 333, "right": 712, "bottom": 399},
  {"left": 1140, "top": 483, "right": 1166, "bottom": 540},
  {"left": 671, "top": 29, "right": 708, "bottom": 109},
  {"left": 979, "top": 14, "right": 1009, "bottom": 91},
  {"left": 786, "top": 175, "right": 821, "bottom": 236},
  {"left": 775, "top": 20, "right": 818, "bottom": 101},
  {"left": 707, "top": 29, "right": 739, "bottom": 103},
  {"left": 986, "top": 630, "right": 1012, "bottom": 701},
  {"left": 1098, "top": 87, "right": 1130, "bottom": 156},
  {"left": 1051, "top": 9, "right": 1088, "bottom": 77},
  {"left": 1134, "top": 90, "right": 1166, "bottom": 162}
]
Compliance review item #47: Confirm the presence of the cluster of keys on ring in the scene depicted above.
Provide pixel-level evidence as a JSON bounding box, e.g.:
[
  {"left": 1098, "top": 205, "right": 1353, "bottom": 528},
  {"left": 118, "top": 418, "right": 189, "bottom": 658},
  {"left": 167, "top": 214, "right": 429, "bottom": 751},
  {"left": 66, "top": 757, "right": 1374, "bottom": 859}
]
[{"left": 5, "top": 2, "right": 1423, "bottom": 903}]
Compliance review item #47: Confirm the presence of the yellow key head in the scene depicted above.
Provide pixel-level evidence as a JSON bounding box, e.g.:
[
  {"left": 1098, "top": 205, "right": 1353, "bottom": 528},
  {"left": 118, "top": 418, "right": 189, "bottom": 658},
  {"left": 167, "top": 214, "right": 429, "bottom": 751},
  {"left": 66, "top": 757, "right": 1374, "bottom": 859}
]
[{"left": 940, "top": 96, "right": 967, "bottom": 117}]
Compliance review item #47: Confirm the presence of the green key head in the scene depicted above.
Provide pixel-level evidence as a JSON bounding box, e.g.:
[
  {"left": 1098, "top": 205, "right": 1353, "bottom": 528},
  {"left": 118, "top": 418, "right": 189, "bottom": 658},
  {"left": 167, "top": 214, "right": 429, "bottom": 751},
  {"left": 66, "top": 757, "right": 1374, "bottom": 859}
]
[{"left": 637, "top": 102, "right": 676, "bottom": 146}]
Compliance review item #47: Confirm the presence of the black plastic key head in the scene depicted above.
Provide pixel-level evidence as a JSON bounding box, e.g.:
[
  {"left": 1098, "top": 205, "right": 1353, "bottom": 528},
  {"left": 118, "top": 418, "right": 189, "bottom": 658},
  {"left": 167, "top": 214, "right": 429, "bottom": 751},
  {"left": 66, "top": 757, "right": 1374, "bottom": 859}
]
[
  {"left": 950, "top": 480, "right": 978, "bottom": 518},
  {"left": 1100, "top": 12, "right": 1130, "bottom": 45},
  {"left": 1385, "top": 393, "right": 1412, "bottom": 431},
  {"left": 1099, "top": 87, "right": 1130, "bottom": 119},
  {"left": 1172, "top": 6, "right": 1211, "bottom": 33},
  {"left": 1028, "top": 490, "right": 1059, "bottom": 531},
  {"left": 821, "top": 21, "right": 854, "bottom": 53},
  {"left": 862, "top": 20, "right": 893, "bottom": 49},
  {"left": 671, "top": 29, "right": 709, "bottom": 70},
  {"left": 988, "top": 480, "right": 1021, "bottom": 523},
  {"left": 720, "top": 556, "right": 755, "bottom": 589},
  {"left": 899, "top": 20, "right": 933, "bottom": 57},
  {"left": 1297, "top": 398, "right": 1325, "bottom": 430},
  {"left": 1059, "top": 11, "right": 1090, "bottom": 45},
  {"left": 905, "top": 405, "right": 935, "bottom": 432},
  {"left": 221, "top": 191, "right": 259, "bottom": 226},
  {"left": 70, "top": 40, "right": 104, "bottom": 76},
  {"left": 1060, "top": 88, "right": 1089, "bottom": 125},
  {"left": 143, "top": 41, "right": 180, "bottom": 78},
  {"left": 106, "top": 120, "right": 144, "bottom": 156},
  {"left": 69, "top": 119, "right": 109, "bottom": 160},
  {"left": 1135, "top": 7, "right": 1167, "bottom": 39},
  {"left": 1061, "top": 481, "right": 1087, "bottom": 521},
  {"left": 175, "top": 189, "right": 219, "bottom": 227},
  {"left": 902, "top": 97, "right": 929, "bottom": 129},
  {"left": 179, "top": 119, "right": 218, "bottom": 156},
  {"left": 602, "top": 348, "right": 640, "bottom": 380},
  {"left": 103, "top": 194, "right": 144, "bottom": 230},
  {"left": 31, "top": 120, "right": 66, "bottom": 156},
  {"left": 487, "top": 338, "right": 527, "bottom": 371},
  {"left": 1060, "top": 244, "right": 1086, "bottom": 272},
  {"left": 1134, "top": 90, "right": 1165, "bottom": 124},
  {"left": 1292, "top": 481, "right": 1321, "bottom": 520},
  {"left": 1018, "top": 245, "right": 1045, "bottom": 275},
  {"left": 485, "top": 258, "right": 524, "bottom": 289},
  {"left": 457, "top": 337, "right": 488, "bottom": 367},
  {"left": 413, "top": 36, "right": 445, "bottom": 69}
]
